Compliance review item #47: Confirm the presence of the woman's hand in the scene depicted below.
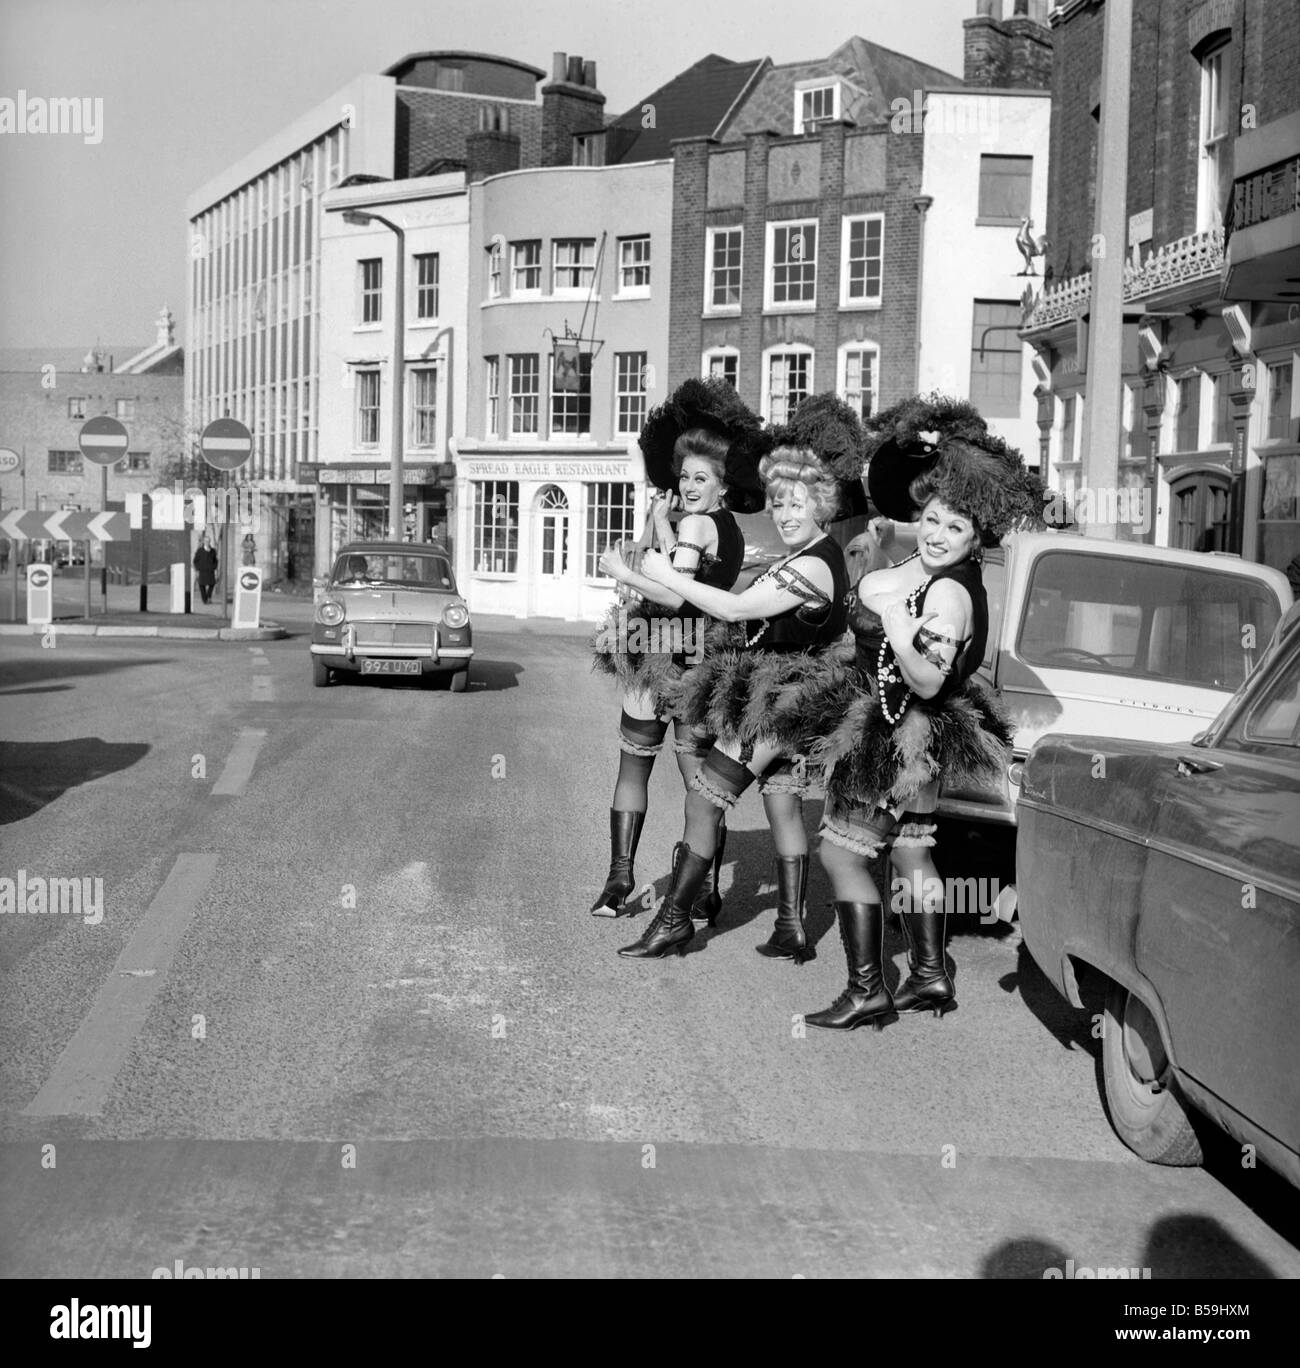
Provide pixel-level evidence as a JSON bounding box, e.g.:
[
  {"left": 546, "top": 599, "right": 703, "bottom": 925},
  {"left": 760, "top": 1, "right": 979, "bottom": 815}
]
[
  {"left": 882, "top": 602, "right": 935, "bottom": 653},
  {"left": 650, "top": 490, "right": 676, "bottom": 536},
  {"left": 641, "top": 548, "right": 673, "bottom": 584},
  {"left": 598, "top": 543, "right": 630, "bottom": 582}
]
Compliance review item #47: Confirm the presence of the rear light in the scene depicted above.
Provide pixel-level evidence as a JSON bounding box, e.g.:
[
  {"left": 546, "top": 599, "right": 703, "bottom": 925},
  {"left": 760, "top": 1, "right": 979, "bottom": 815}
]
[
  {"left": 1007, "top": 760, "right": 1025, "bottom": 787},
  {"left": 316, "top": 599, "right": 345, "bottom": 626},
  {"left": 442, "top": 602, "right": 470, "bottom": 629}
]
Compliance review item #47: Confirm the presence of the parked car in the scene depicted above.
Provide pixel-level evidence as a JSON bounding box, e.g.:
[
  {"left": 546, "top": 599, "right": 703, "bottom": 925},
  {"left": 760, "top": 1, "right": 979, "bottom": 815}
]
[
  {"left": 934, "top": 532, "right": 1292, "bottom": 903},
  {"left": 309, "top": 542, "right": 472, "bottom": 691},
  {"left": 1015, "top": 610, "right": 1300, "bottom": 1186}
]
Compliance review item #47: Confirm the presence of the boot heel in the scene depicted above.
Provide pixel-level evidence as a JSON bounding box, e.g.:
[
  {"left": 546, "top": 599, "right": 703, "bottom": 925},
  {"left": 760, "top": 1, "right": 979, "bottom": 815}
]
[{"left": 931, "top": 1000, "right": 957, "bottom": 1019}]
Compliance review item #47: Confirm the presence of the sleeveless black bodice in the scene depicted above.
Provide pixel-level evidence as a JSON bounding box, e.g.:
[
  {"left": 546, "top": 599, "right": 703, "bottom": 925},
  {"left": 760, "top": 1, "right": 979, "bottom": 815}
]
[
  {"left": 744, "top": 535, "right": 850, "bottom": 654},
  {"left": 694, "top": 509, "right": 744, "bottom": 591}
]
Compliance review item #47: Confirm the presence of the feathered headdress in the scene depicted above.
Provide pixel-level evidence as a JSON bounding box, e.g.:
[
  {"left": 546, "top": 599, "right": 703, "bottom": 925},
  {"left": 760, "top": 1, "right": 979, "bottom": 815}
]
[{"left": 638, "top": 377, "right": 767, "bottom": 513}]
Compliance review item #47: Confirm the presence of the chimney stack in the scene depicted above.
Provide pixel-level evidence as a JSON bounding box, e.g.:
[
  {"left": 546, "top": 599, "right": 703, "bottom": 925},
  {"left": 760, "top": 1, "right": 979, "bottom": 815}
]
[
  {"left": 964, "top": 0, "right": 1052, "bottom": 89},
  {"left": 541, "top": 51, "right": 606, "bottom": 167}
]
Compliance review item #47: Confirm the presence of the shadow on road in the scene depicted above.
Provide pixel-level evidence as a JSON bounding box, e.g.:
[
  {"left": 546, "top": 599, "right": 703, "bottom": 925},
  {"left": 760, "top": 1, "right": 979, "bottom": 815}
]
[
  {"left": 0, "top": 738, "right": 151, "bottom": 825},
  {"left": 997, "top": 941, "right": 1099, "bottom": 1054},
  {"left": 0, "top": 655, "right": 179, "bottom": 690}
]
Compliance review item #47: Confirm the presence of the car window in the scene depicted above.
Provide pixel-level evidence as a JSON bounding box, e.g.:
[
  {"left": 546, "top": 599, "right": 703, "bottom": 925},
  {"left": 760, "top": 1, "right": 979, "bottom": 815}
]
[
  {"left": 1016, "top": 551, "right": 1280, "bottom": 691},
  {"left": 331, "top": 554, "right": 454, "bottom": 590},
  {"left": 1240, "top": 643, "right": 1300, "bottom": 747},
  {"left": 980, "top": 550, "right": 1005, "bottom": 671}
]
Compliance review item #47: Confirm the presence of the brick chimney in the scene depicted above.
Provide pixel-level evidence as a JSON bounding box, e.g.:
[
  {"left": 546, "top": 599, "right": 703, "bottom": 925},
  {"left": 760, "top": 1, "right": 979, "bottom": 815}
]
[
  {"left": 466, "top": 104, "right": 521, "bottom": 182},
  {"left": 964, "top": 0, "right": 1052, "bottom": 90},
  {"left": 541, "top": 51, "right": 606, "bottom": 167}
]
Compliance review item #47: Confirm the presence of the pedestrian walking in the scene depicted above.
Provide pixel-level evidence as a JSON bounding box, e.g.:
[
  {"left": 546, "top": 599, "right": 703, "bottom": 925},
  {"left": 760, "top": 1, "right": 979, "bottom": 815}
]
[
  {"left": 591, "top": 378, "right": 767, "bottom": 923},
  {"left": 193, "top": 532, "right": 218, "bottom": 605}
]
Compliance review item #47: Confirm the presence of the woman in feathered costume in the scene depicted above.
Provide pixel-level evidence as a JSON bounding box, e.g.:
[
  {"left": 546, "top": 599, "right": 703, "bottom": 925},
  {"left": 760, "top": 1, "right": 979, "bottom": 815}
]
[
  {"left": 798, "top": 395, "right": 1044, "bottom": 1031},
  {"left": 589, "top": 378, "right": 766, "bottom": 922},
  {"left": 613, "top": 393, "right": 859, "bottom": 961}
]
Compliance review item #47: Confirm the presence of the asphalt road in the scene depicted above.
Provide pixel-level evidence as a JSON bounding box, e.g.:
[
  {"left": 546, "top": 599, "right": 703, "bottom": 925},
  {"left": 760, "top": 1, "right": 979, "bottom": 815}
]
[{"left": 1, "top": 616, "right": 1297, "bottom": 1279}]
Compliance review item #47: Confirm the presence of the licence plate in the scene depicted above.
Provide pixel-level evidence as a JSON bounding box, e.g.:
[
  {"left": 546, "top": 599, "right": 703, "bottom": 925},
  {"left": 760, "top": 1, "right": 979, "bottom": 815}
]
[{"left": 361, "top": 659, "right": 421, "bottom": 675}]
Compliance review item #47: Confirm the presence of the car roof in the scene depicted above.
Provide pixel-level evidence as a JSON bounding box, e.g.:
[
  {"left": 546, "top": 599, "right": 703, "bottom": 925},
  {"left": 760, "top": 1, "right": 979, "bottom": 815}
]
[{"left": 335, "top": 542, "right": 450, "bottom": 557}]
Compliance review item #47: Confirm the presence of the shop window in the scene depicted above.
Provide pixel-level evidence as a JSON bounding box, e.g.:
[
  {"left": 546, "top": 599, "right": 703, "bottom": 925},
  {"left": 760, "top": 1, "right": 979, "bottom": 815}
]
[
  {"left": 585, "top": 482, "right": 636, "bottom": 579},
  {"left": 473, "top": 480, "right": 519, "bottom": 574}
]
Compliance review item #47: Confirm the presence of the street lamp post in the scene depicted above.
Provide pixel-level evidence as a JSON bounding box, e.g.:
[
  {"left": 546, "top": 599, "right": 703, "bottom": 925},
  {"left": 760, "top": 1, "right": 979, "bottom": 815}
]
[{"left": 339, "top": 207, "right": 405, "bottom": 540}]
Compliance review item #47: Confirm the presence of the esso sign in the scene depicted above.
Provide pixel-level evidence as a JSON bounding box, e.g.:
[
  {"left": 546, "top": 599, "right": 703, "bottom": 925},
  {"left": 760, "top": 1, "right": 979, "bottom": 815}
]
[{"left": 0, "top": 448, "right": 20, "bottom": 474}]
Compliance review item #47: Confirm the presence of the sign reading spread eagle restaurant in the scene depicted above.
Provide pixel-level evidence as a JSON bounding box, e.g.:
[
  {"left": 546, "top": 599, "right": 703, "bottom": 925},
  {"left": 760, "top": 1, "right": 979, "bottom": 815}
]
[{"left": 461, "top": 460, "right": 631, "bottom": 481}]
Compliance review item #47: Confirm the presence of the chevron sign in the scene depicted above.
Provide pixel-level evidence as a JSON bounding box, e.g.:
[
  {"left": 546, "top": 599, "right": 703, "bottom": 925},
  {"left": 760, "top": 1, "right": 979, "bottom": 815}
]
[{"left": 0, "top": 509, "right": 131, "bottom": 541}]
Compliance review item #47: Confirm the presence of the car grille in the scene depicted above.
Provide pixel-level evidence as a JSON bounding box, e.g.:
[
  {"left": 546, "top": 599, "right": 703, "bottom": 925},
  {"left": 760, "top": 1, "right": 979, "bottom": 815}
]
[{"left": 354, "top": 623, "right": 434, "bottom": 648}]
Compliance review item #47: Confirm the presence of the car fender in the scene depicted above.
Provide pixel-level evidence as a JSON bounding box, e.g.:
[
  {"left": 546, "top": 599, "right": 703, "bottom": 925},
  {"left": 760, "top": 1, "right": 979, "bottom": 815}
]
[{"left": 1060, "top": 943, "right": 1180, "bottom": 1066}]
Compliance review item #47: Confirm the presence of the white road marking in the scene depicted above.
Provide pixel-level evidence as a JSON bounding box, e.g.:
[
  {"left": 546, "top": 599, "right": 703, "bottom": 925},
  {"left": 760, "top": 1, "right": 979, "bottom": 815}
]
[
  {"left": 22, "top": 853, "right": 219, "bottom": 1116},
  {"left": 211, "top": 728, "right": 267, "bottom": 795}
]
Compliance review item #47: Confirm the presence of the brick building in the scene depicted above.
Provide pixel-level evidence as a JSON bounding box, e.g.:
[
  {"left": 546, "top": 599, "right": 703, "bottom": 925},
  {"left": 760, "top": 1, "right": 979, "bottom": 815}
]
[{"left": 1021, "top": 0, "right": 1300, "bottom": 565}]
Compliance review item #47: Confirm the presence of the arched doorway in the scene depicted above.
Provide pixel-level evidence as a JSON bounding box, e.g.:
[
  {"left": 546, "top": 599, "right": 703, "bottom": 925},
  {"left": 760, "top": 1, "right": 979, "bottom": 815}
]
[
  {"left": 531, "top": 484, "right": 571, "bottom": 615},
  {"left": 1170, "top": 470, "right": 1231, "bottom": 552}
]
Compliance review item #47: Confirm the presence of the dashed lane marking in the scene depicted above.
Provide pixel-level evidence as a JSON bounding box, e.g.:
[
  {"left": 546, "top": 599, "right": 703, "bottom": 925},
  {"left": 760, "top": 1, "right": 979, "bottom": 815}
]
[
  {"left": 211, "top": 728, "right": 267, "bottom": 796},
  {"left": 22, "top": 853, "right": 220, "bottom": 1117}
]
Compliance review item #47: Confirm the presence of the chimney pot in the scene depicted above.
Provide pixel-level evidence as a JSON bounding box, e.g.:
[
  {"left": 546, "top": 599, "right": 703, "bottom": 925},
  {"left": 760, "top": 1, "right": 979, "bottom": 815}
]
[
  {"left": 567, "top": 54, "right": 584, "bottom": 85},
  {"left": 975, "top": 0, "right": 1002, "bottom": 16},
  {"left": 552, "top": 51, "right": 567, "bottom": 82},
  {"left": 583, "top": 59, "right": 597, "bottom": 88}
]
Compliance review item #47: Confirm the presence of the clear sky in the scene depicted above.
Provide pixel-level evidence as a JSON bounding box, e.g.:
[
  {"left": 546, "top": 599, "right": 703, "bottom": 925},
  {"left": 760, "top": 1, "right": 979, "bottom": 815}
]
[{"left": 0, "top": 0, "right": 975, "bottom": 352}]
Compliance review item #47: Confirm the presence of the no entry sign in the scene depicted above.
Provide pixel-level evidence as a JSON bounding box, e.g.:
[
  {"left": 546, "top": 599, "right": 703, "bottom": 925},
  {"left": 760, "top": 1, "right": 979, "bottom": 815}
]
[
  {"left": 200, "top": 418, "right": 253, "bottom": 471},
  {"left": 78, "top": 416, "right": 130, "bottom": 466}
]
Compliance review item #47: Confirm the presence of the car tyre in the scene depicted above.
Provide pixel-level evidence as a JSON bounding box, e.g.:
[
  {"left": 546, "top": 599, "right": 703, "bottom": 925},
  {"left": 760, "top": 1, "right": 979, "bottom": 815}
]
[
  {"left": 449, "top": 667, "right": 469, "bottom": 693},
  {"left": 312, "top": 659, "right": 332, "bottom": 689},
  {"left": 1099, "top": 979, "right": 1203, "bottom": 1166}
]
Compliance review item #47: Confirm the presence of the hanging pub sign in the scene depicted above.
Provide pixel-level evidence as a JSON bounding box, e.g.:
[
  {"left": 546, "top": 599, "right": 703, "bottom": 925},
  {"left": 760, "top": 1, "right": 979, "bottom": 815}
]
[{"left": 553, "top": 341, "right": 584, "bottom": 393}]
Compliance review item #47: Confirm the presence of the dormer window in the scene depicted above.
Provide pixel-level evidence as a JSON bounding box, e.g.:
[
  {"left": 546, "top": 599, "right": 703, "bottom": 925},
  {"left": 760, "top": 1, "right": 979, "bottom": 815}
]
[{"left": 794, "top": 81, "right": 840, "bottom": 135}]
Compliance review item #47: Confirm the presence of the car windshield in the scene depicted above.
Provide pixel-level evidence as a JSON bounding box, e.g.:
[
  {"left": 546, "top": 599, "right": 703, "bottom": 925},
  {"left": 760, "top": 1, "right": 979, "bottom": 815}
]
[
  {"left": 332, "top": 553, "right": 455, "bottom": 591},
  {"left": 1017, "top": 551, "right": 1282, "bottom": 692}
]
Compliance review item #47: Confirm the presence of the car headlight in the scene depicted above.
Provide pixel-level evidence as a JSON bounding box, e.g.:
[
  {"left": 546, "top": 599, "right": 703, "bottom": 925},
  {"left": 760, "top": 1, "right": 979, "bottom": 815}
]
[
  {"left": 316, "top": 598, "right": 346, "bottom": 626},
  {"left": 442, "top": 602, "right": 470, "bottom": 629}
]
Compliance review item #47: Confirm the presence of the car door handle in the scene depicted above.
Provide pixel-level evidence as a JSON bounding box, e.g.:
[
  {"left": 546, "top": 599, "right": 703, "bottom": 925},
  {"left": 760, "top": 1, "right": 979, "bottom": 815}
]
[{"left": 1176, "top": 754, "right": 1223, "bottom": 776}]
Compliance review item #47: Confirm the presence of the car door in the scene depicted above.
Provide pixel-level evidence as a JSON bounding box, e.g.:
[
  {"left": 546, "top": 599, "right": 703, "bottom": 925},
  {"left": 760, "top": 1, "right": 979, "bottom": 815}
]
[{"left": 1136, "top": 636, "right": 1300, "bottom": 1147}]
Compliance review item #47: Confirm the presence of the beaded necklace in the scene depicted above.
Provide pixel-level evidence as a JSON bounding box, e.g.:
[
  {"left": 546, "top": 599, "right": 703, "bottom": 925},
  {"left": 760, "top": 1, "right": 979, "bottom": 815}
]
[
  {"left": 870, "top": 551, "right": 928, "bottom": 725},
  {"left": 744, "top": 532, "right": 828, "bottom": 648}
]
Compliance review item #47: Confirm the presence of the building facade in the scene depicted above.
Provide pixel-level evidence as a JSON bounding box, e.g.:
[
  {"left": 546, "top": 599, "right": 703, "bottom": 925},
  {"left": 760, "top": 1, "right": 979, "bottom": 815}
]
[{"left": 1021, "top": 0, "right": 1300, "bottom": 565}]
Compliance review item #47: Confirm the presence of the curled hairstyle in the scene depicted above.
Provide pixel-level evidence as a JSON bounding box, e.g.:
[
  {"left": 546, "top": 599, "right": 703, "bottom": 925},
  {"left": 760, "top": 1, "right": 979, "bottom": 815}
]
[
  {"left": 908, "top": 471, "right": 983, "bottom": 542},
  {"left": 673, "top": 427, "right": 731, "bottom": 482},
  {"left": 760, "top": 444, "right": 841, "bottom": 524}
]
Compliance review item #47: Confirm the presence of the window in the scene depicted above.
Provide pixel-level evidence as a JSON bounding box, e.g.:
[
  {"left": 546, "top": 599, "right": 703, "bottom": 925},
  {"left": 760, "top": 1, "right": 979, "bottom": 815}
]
[
  {"left": 706, "top": 227, "right": 743, "bottom": 311},
  {"left": 767, "top": 350, "right": 812, "bottom": 424},
  {"left": 355, "top": 368, "right": 381, "bottom": 445},
  {"left": 618, "top": 236, "right": 651, "bottom": 295},
  {"left": 840, "top": 346, "right": 878, "bottom": 421},
  {"left": 415, "top": 253, "right": 439, "bottom": 320},
  {"left": 551, "top": 350, "right": 592, "bottom": 435},
  {"left": 585, "top": 482, "right": 636, "bottom": 578},
  {"left": 1266, "top": 361, "right": 1294, "bottom": 440},
  {"left": 1175, "top": 375, "right": 1202, "bottom": 451},
  {"left": 1060, "top": 395, "right": 1077, "bottom": 463},
  {"left": 67, "top": 397, "right": 86, "bottom": 419},
  {"left": 1125, "top": 383, "right": 1151, "bottom": 465},
  {"left": 841, "top": 214, "right": 883, "bottom": 306},
  {"left": 615, "top": 352, "right": 649, "bottom": 435},
  {"left": 115, "top": 398, "right": 135, "bottom": 420},
  {"left": 508, "top": 354, "right": 540, "bottom": 435},
  {"left": 767, "top": 221, "right": 817, "bottom": 308},
  {"left": 1212, "top": 372, "right": 1233, "bottom": 444},
  {"left": 794, "top": 82, "right": 839, "bottom": 134},
  {"left": 486, "top": 241, "right": 503, "bottom": 299},
  {"left": 359, "top": 258, "right": 382, "bottom": 323},
  {"left": 553, "top": 239, "right": 595, "bottom": 293},
  {"left": 978, "top": 155, "right": 1032, "bottom": 222},
  {"left": 511, "top": 240, "right": 541, "bottom": 295},
  {"left": 473, "top": 481, "right": 519, "bottom": 574},
  {"left": 705, "top": 350, "right": 739, "bottom": 390},
  {"left": 1242, "top": 648, "right": 1300, "bottom": 747},
  {"left": 411, "top": 366, "right": 438, "bottom": 448},
  {"left": 970, "top": 299, "right": 1022, "bottom": 418},
  {"left": 48, "top": 450, "right": 83, "bottom": 474},
  {"left": 1198, "top": 42, "right": 1232, "bottom": 231},
  {"left": 127, "top": 451, "right": 150, "bottom": 472},
  {"left": 574, "top": 132, "right": 605, "bottom": 166},
  {"left": 485, "top": 357, "right": 500, "bottom": 437}
]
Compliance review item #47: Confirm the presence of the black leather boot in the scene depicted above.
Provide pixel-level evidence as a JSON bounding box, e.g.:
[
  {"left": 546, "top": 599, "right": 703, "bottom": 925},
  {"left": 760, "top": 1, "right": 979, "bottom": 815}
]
[
  {"left": 892, "top": 898, "right": 956, "bottom": 1017},
  {"left": 756, "top": 854, "right": 814, "bottom": 962},
  {"left": 805, "top": 902, "right": 895, "bottom": 1030},
  {"left": 589, "top": 809, "right": 646, "bottom": 917},
  {"left": 690, "top": 820, "right": 726, "bottom": 925},
  {"left": 617, "top": 842, "right": 709, "bottom": 959}
]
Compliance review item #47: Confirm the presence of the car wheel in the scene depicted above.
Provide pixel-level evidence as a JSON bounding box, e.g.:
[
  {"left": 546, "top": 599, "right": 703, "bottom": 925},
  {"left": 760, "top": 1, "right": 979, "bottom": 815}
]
[
  {"left": 1099, "top": 979, "right": 1202, "bottom": 1166},
  {"left": 449, "top": 667, "right": 469, "bottom": 693},
  {"left": 312, "top": 659, "right": 332, "bottom": 689}
]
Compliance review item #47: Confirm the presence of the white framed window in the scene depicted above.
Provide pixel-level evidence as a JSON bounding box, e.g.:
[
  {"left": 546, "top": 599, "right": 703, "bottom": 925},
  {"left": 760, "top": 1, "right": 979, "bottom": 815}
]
[
  {"left": 485, "top": 356, "right": 500, "bottom": 437},
  {"left": 705, "top": 227, "right": 742, "bottom": 312},
  {"left": 617, "top": 236, "right": 651, "bottom": 296},
  {"left": 704, "top": 349, "right": 739, "bottom": 390},
  {"left": 415, "top": 253, "right": 439, "bottom": 320},
  {"left": 584, "top": 482, "right": 636, "bottom": 578},
  {"left": 764, "top": 347, "right": 813, "bottom": 425},
  {"left": 615, "top": 352, "right": 649, "bottom": 434},
  {"left": 550, "top": 350, "right": 592, "bottom": 436},
  {"left": 473, "top": 480, "right": 519, "bottom": 574},
  {"left": 486, "top": 241, "right": 502, "bottom": 300},
  {"left": 355, "top": 367, "right": 381, "bottom": 446},
  {"left": 553, "top": 239, "right": 596, "bottom": 294},
  {"left": 1265, "top": 359, "right": 1295, "bottom": 441},
  {"left": 1174, "top": 373, "right": 1203, "bottom": 452},
  {"left": 508, "top": 354, "right": 540, "bottom": 436},
  {"left": 1197, "top": 41, "right": 1231, "bottom": 232},
  {"left": 766, "top": 221, "right": 817, "bottom": 309},
  {"left": 359, "top": 258, "right": 382, "bottom": 324},
  {"left": 839, "top": 344, "right": 878, "bottom": 421},
  {"left": 410, "top": 365, "right": 439, "bottom": 448},
  {"left": 67, "top": 396, "right": 86, "bottom": 419},
  {"left": 840, "top": 214, "right": 883, "bottom": 307},
  {"left": 794, "top": 80, "right": 839, "bottom": 135},
  {"left": 116, "top": 397, "right": 136, "bottom": 420},
  {"left": 511, "top": 240, "right": 541, "bottom": 295}
]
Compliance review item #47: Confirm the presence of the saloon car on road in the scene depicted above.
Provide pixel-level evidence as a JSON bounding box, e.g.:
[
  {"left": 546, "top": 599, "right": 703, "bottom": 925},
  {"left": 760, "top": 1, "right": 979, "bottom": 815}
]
[{"left": 310, "top": 541, "right": 473, "bottom": 691}]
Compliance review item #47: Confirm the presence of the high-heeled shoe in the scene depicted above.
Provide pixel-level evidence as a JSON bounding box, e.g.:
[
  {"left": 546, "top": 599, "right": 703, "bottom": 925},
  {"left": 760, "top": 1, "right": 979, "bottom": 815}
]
[
  {"left": 617, "top": 842, "right": 710, "bottom": 959},
  {"left": 755, "top": 854, "right": 814, "bottom": 962},
  {"left": 805, "top": 901, "right": 895, "bottom": 1030},
  {"left": 892, "top": 896, "right": 956, "bottom": 1017},
  {"left": 589, "top": 809, "right": 645, "bottom": 917},
  {"left": 690, "top": 820, "right": 726, "bottom": 926}
]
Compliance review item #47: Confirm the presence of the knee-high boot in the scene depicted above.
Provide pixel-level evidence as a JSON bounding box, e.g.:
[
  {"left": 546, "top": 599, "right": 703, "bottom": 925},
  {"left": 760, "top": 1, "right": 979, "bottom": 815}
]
[
  {"left": 589, "top": 809, "right": 646, "bottom": 917},
  {"left": 617, "top": 842, "right": 709, "bottom": 959},
  {"left": 892, "top": 899, "right": 956, "bottom": 1017},
  {"left": 690, "top": 819, "right": 726, "bottom": 926},
  {"left": 755, "top": 854, "right": 814, "bottom": 962},
  {"left": 805, "top": 901, "right": 894, "bottom": 1030}
]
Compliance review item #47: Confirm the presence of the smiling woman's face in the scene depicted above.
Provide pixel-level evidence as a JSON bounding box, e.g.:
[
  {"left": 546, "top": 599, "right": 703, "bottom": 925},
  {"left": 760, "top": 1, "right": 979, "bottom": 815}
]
[
  {"left": 768, "top": 480, "right": 821, "bottom": 546},
  {"left": 917, "top": 497, "right": 980, "bottom": 569},
  {"left": 678, "top": 455, "right": 725, "bottom": 513}
]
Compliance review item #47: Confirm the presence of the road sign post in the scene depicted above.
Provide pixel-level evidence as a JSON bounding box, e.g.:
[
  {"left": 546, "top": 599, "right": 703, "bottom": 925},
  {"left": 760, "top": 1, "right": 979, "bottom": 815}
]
[
  {"left": 78, "top": 416, "right": 129, "bottom": 616},
  {"left": 0, "top": 448, "right": 19, "bottom": 622},
  {"left": 100, "top": 467, "right": 108, "bottom": 614},
  {"left": 26, "top": 562, "right": 52, "bottom": 626},
  {"left": 200, "top": 419, "right": 253, "bottom": 617}
]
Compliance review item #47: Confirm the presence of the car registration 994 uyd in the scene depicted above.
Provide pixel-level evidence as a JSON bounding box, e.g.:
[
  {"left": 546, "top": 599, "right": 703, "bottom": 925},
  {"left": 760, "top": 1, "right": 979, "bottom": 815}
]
[{"left": 361, "top": 659, "right": 421, "bottom": 675}]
